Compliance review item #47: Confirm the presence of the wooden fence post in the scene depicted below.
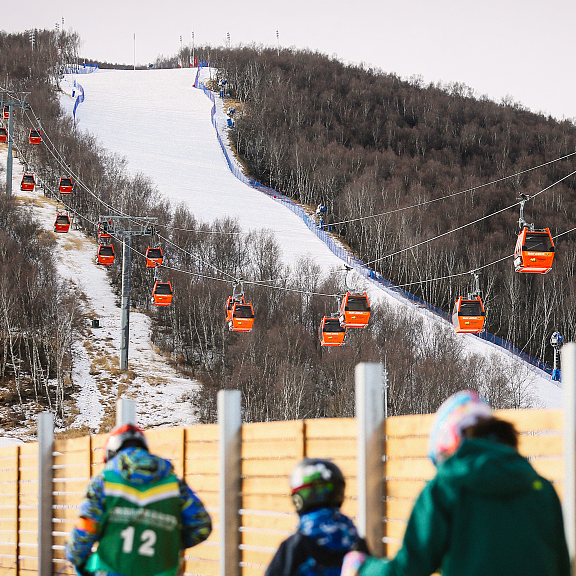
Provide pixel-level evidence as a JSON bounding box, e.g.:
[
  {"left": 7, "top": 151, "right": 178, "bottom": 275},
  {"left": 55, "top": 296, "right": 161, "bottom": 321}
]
[
  {"left": 562, "top": 342, "right": 576, "bottom": 569},
  {"left": 218, "top": 390, "right": 241, "bottom": 576},
  {"left": 38, "top": 412, "right": 54, "bottom": 576},
  {"left": 355, "top": 362, "right": 385, "bottom": 556},
  {"left": 116, "top": 398, "right": 136, "bottom": 426}
]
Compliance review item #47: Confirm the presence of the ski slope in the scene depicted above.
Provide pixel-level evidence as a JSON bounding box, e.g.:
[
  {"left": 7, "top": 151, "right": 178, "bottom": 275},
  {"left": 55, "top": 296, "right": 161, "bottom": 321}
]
[{"left": 55, "top": 67, "right": 562, "bottom": 410}]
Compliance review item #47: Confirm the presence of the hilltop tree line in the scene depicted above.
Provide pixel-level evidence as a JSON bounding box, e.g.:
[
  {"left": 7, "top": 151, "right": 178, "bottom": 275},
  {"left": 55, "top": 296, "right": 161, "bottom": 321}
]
[
  {"left": 205, "top": 46, "right": 576, "bottom": 365},
  {"left": 0, "top": 31, "right": 550, "bottom": 427}
]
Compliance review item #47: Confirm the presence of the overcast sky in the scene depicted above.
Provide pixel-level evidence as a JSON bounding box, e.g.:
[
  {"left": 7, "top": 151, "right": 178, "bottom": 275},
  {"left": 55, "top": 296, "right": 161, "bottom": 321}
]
[{"left": 5, "top": 0, "right": 576, "bottom": 120}]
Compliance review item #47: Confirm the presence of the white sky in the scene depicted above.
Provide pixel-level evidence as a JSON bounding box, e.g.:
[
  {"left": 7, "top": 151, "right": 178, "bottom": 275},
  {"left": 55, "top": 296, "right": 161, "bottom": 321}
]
[{"left": 4, "top": 0, "right": 576, "bottom": 121}]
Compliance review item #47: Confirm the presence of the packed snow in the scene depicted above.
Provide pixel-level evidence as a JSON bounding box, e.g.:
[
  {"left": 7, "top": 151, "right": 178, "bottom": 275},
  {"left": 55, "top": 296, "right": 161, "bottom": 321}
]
[{"left": 0, "top": 67, "right": 563, "bottom": 441}]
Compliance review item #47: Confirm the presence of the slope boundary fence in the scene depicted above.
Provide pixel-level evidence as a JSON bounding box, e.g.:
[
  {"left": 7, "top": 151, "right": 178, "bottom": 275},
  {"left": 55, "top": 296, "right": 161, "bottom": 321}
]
[
  {"left": 192, "top": 66, "right": 553, "bottom": 378},
  {"left": 1, "top": 356, "right": 576, "bottom": 576}
]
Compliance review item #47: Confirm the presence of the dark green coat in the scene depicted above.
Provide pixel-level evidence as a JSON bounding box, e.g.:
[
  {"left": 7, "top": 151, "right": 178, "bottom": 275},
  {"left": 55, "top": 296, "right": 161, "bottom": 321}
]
[{"left": 360, "top": 438, "right": 570, "bottom": 576}]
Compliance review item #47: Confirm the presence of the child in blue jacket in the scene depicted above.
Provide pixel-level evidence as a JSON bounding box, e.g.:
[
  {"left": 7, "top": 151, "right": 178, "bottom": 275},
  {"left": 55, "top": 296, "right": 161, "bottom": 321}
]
[{"left": 265, "top": 458, "right": 367, "bottom": 576}]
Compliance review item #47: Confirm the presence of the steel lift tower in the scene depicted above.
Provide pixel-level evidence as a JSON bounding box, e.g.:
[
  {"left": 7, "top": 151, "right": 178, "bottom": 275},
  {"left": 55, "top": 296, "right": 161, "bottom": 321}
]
[
  {"left": 100, "top": 216, "right": 158, "bottom": 370},
  {"left": 1, "top": 90, "right": 31, "bottom": 197}
]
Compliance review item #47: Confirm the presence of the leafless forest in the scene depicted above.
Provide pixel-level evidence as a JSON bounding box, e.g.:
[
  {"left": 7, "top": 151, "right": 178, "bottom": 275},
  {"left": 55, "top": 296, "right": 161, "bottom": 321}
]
[{"left": 0, "top": 32, "right": 566, "bottom": 427}]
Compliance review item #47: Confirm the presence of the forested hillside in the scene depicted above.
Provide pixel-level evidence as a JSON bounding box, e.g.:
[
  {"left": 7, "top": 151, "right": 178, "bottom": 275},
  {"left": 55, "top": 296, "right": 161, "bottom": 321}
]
[
  {"left": 206, "top": 46, "right": 576, "bottom": 365},
  {"left": 0, "top": 32, "right": 557, "bottom": 429}
]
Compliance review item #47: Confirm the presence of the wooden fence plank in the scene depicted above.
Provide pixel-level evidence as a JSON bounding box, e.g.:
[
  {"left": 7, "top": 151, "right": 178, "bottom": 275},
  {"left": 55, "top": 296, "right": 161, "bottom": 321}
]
[
  {"left": 185, "top": 424, "right": 219, "bottom": 441},
  {"left": 241, "top": 513, "right": 297, "bottom": 532},
  {"left": 530, "top": 458, "right": 564, "bottom": 481},
  {"left": 241, "top": 531, "right": 286, "bottom": 549},
  {"left": 386, "top": 499, "right": 417, "bottom": 520},
  {"left": 386, "top": 480, "right": 427, "bottom": 500},
  {"left": 386, "top": 437, "right": 429, "bottom": 458},
  {"left": 496, "top": 409, "right": 563, "bottom": 432},
  {"left": 242, "top": 477, "right": 290, "bottom": 496},
  {"left": 184, "top": 559, "right": 219, "bottom": 576},
  {"left": 385, "top": 414, "right": 435, "bottom": 437},
  {"left": 242, "top": 494, "right": 294, "bottom": 514},
  {"left": 304, "top": 418, "right": 356, "bottom": 438},
  {"left": 184, "top": 459, "right": 219, "bottom": 475},
  {"left": 518, "top": 434, "right": 563, "bottom": 457},
  {"left": 385, "top": 458, "right": 436, "bottom": 480},
  {"left": 305, "top": 438, "right": 357, "bottom": 458},
  {"left": 242, "top": 440, "right": 305, "bottom": 460},
  {"left": 184, "top": 543, "right": 219, "bottom": 560},
  {"left": 242, "top": 420, "right": 304, "bottom": 441},
  {"left": 242, "top": 459, "right": 299, "bottom": 477}
]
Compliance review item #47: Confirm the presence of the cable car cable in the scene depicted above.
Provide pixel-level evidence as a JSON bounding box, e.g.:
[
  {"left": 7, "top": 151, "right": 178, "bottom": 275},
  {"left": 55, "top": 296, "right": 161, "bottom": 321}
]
[{"left": 364, "top": 168, "right": 576, "bottom": 267}]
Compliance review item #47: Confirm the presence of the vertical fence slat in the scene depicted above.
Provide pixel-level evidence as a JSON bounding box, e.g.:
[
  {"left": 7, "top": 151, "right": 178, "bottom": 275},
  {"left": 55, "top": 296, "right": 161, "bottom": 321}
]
[
  {"left": 562, "top": 342, "right": 576, "bottom": 569},
  {"left": 219, "top": 390, "right": 241, "bottom": 576},
  {"left": 355, "top": 363, "right": 385, "bottom": 556},
  {"left": 38, "top": 413, "right": 53, "bottom": 576}
]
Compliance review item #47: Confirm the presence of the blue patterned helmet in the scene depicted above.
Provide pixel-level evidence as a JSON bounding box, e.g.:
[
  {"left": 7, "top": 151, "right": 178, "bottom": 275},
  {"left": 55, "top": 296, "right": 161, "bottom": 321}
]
[{"left": 289, "top": 458, "right": 345, "bottom": 515}]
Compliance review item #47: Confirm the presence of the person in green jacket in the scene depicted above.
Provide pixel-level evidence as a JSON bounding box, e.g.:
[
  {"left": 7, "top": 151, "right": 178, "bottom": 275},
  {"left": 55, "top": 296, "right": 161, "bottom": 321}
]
[{"left": 342, "top": 390, "right": 570, "bottom": 576}]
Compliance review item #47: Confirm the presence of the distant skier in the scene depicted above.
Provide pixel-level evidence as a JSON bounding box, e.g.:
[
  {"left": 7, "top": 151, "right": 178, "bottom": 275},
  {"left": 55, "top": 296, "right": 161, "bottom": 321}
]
[{"left": 342, "top": 390, "right": 570, "bottom": 576}]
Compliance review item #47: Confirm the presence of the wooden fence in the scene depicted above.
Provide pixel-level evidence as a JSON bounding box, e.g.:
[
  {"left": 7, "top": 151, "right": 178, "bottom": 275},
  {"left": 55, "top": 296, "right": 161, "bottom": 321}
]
[{"left": 0, "top": 362, "right": 568, "bottom": 576}]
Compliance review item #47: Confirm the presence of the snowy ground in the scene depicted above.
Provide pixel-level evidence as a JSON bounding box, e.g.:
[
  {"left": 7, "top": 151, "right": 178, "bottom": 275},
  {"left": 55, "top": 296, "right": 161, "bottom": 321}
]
[
  {"left": 0, "top": 143, "right": 199, "bottom": 439},
  {"left": 0, "top": 67, "right": 563, "bottom": 442}
]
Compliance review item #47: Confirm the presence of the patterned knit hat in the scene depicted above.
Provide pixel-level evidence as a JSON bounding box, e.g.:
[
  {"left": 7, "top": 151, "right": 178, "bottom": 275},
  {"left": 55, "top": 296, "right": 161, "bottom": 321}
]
[{"left": 428, "top": 390, "right": 492, "bottom": 466}]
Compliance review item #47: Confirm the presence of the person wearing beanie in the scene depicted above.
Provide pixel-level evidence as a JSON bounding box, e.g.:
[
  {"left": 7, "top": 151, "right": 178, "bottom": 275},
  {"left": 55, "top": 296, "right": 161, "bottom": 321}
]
[{"left": 342, "top": 390, "right": 570, "bottom": 576}]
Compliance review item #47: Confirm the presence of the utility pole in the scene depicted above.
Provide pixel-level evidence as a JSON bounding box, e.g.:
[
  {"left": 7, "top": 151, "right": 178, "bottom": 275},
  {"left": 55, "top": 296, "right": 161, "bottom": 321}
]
[
  {"left": 1, "top": 90, "right": 31, "bottom": 197},
  {"left": 99, "top": 216, "right": 157, "bottom": 370},
  {"left": 191, "top": 31, "right": 195, "bottom": 67}
]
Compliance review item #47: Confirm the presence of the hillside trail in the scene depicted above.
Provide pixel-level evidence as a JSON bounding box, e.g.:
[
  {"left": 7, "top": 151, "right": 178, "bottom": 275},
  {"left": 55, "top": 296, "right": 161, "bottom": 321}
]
[{"left": 0, "top": 143, "right": 199, "bottom": 438}]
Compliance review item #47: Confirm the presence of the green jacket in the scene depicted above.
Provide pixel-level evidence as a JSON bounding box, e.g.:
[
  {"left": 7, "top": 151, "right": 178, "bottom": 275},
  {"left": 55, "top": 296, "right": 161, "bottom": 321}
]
[{"left": 360, "top": 438, "right": 570, "bottom": 576}]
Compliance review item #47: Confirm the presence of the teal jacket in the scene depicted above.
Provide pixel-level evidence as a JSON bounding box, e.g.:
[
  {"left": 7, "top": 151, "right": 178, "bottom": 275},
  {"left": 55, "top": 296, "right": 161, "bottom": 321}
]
[{"left": 360, "top": 438, "right": 570, "bottom": 576}]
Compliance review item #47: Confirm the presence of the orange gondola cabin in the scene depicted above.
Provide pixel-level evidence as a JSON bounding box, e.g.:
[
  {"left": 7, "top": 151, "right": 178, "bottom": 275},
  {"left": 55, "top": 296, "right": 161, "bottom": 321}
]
[
  {"left": 226, "top": 295, "right": 245, "bottom": 322},
  {"left": 339, "top": 292, "right": 371, "bottom": 328},
  {"left": 20, "top": 173, "right": 36, "bottom": 192},
  {"left": 513, "top": 227, "right": 555, "bottom": 274},
  {"left": 97, "top": 244, "right": 115, "bottom": 266},
  {"left": 452, "top": 297, "right": 486, "bottom": 334},
  {"left": 319, "top": 316, "right": 346, "bottom": 346},
  {"left": 152, "top": 281, "right": 173, "bottom": 306},
  {"left": 54, "top": 213, "right": 71, "bottom": 233},
  {"left": 145, "top": 246, "right": 164, "bottom": 268},
  {"left": 97, "top": 221, "right": 112, "bottom": 242},
  {"left": 228, "top": 301, "right": 255, "bottom": 332},
  {"left": 0, "top": 127, "right": 7, "bottom": 143},
  {"left": 2, "top": 105, "right": 8, "bottom": 119},
  {"left": 59, "top": 176, "right": 73, "bottom": 194},
  {"left": 29, "top": 129, "right": 42, "bottom": 145}
]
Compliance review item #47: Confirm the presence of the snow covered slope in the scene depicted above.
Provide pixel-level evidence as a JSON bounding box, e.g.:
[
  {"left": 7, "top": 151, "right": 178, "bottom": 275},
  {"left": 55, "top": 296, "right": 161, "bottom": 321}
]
[{"left": 54, "top": 67, "right": 562, "bottom": 411}]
